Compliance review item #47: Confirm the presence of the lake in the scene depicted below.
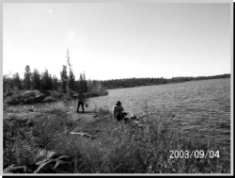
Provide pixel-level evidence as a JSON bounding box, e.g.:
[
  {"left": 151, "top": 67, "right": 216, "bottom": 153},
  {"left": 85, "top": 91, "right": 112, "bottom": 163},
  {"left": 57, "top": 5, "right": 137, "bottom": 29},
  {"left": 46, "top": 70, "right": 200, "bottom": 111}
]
[
  {"left": 89, "top": 78, "right": 230, "bottom": 119},
  {"left": 88, "top": 78, "right": 231, "bottom": 145}
]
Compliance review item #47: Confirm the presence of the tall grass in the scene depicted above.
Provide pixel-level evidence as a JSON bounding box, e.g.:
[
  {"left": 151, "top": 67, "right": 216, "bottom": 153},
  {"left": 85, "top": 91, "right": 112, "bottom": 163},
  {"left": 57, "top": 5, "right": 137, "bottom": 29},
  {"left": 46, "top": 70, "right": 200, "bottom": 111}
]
[{"left": 3, "top": 106, "right": 230, "bottom": 173}]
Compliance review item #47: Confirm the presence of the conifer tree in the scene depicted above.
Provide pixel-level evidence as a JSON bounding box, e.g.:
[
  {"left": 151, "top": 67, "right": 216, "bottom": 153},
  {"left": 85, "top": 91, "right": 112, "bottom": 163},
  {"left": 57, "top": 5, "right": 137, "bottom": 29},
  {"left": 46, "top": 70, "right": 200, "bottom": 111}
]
[
  {"left": 32, "top": 69, "right": 41, "bottom": 90},
  {"left": 41, "top": 69, "right": 53, "bottom": 91},
  {"left": 12, "top": 72, "right": 22, "bottom": 90},
  {"left": 60, "top": 65, "right": 68, "bottom": 93},
  {"left": 24, "top": 65, "right": 32, "bottom": 89}
]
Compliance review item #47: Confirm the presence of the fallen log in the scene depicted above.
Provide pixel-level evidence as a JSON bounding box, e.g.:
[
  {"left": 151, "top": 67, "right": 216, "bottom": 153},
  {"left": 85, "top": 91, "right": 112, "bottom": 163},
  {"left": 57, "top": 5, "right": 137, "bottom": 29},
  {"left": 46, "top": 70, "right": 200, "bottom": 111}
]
[
  {"left": 4, "top": 164, "right": 27, "bottom": 173},
  {"left": 70, "top": 131, "right": 95, "bottom": 139}
]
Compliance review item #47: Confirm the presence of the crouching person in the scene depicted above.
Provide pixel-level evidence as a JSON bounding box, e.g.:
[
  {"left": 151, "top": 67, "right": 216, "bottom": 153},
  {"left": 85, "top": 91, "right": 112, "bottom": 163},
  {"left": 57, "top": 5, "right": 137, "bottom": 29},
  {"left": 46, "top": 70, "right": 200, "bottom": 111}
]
[{"left": 113, "top": 101, "right": 128, "bottom": 121}]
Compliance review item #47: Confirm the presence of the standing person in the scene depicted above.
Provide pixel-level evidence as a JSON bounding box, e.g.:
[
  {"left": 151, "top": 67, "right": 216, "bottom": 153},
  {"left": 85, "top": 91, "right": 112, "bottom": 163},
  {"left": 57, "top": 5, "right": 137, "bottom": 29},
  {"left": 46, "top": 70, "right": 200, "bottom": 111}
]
[
  {"left": 77, "top": 92, "right": 86, "bottom": 113},
  {"left": 113, "top": 101, "right": 127, "bottom": 121}
]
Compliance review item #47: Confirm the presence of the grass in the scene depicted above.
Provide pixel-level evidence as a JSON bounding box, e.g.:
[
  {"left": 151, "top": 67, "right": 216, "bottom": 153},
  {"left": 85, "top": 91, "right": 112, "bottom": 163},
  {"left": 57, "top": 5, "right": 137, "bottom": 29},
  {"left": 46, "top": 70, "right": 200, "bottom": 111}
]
[{"left": 3, "top": 102, "right": 230, "bottom": 174}]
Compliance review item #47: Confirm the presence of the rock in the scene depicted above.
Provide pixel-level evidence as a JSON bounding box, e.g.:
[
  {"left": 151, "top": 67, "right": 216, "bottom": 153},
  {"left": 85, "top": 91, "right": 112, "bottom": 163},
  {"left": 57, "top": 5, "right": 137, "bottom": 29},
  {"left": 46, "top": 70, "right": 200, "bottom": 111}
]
[
  {"left": 42, "top": 96, "right": 56, "bottom": 103},
  {"left": 6, "top": 90, "right": 46, "bottom": 105}
]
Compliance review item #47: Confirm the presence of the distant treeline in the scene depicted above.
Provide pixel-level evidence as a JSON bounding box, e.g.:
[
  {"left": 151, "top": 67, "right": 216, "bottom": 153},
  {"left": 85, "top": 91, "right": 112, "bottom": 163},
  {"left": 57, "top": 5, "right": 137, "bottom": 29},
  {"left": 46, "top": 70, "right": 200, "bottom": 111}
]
[
  {"left": 100, "top": 74, "right": 230, "bottom": 89},
  {"left": 3, "top": 65, "right": 107, "bottom": 98}
]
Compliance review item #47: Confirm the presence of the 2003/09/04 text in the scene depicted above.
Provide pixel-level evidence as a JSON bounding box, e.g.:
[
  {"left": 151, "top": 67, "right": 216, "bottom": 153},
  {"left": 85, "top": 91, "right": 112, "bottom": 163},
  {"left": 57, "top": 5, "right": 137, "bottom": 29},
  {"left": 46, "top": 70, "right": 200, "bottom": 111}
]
[{"left": 169, "top": 150, "right": 220, "bottom": 159}]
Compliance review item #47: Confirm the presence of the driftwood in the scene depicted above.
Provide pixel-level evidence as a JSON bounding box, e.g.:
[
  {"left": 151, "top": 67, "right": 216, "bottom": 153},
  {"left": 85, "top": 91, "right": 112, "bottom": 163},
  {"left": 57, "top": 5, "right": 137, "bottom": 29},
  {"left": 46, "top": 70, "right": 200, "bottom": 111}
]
[
  {"left": 34, "top": 151, "right": 72, "bottom": 173},
  {"left": 34, "top": 159, "right": 71, "bottom": 173},
  {"left": 34, "top": 160, "right": 56, "bottom": 173},
  {"left": 4, "top": 164, "right": 27, "bottom": 173},
  {"left": 70, "top": 131, "right": 95, "bottom": 139}
]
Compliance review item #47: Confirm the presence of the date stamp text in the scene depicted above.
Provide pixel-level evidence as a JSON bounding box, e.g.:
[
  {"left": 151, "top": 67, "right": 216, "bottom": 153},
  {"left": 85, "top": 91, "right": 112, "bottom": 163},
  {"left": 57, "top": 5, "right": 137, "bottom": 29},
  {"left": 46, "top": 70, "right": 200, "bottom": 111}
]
[{"left": 169, "top": 150, "right": 220, "bottom": 159}]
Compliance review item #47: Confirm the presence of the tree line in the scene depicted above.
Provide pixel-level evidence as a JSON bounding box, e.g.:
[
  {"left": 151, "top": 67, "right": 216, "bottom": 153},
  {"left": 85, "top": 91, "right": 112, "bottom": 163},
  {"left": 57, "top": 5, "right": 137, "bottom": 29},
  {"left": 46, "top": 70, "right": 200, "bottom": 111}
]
[
  {"left": 4, "top": 66, "right": 230, "bottom": 93},
  {"left": 3, "top": 65, "right": 88, "bottom": 94},
  {"left": 100, "top": 74, "right": 230, "bottom": 89}
]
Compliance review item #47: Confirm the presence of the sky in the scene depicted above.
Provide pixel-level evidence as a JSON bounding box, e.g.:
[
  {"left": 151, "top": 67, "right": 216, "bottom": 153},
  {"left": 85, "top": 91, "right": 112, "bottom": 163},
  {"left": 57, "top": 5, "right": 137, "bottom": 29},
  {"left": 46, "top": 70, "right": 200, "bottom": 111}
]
[{"left": 3, "top": 2, "right": 231, "bottom": 80}]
